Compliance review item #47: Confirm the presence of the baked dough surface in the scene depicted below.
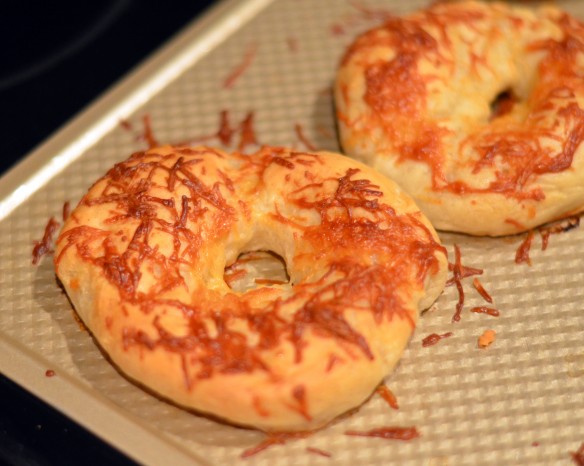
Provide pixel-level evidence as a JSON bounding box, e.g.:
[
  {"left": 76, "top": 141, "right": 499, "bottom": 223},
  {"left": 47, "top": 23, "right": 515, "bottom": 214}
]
[
  {"left": 335, "top": 0, "right": 584, "bottom": 236},
  {"left": 55, "top": 145, "right": 447, "bottom": 431}
]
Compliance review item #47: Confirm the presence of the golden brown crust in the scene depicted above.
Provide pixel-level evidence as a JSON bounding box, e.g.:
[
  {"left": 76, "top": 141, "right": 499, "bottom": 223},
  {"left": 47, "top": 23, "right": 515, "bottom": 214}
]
[
  {"left": 335, "top": 0, "right": 584, "bottom": 236},
  {"left": 54, "top": 145, "right": 447, "bottom": 431}
]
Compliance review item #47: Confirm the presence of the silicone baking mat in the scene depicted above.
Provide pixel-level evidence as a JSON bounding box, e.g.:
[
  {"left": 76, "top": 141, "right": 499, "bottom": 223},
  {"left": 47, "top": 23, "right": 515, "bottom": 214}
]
[{"left": 1, "top": 0, "right": 583, "bottom": 464}]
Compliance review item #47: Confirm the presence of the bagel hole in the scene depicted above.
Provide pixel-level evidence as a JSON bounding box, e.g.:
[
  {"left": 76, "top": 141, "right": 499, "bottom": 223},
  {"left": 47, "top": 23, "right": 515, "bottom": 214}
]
[
  {"left": 224, "top": 250, "right": 290, "bottom": 292},
  {"left": 489, "top": 88, "right": 518, "bottom": 121}
]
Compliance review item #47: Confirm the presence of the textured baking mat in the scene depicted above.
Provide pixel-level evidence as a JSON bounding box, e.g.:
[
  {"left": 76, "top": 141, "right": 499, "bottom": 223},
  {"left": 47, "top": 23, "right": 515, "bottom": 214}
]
[{"left": 1, "top": 0, "right": 583, "bottom": 465}]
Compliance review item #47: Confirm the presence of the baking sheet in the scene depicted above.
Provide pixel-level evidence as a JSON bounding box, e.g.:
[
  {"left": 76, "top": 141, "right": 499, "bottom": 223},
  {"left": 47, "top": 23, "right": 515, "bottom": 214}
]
[{"left": 1, "top": 0, "right": 583, "bottom": 465}]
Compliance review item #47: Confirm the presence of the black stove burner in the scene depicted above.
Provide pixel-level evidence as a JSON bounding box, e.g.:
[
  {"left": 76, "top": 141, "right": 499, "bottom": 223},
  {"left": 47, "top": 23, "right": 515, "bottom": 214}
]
[{"left": 0, "top": 2, "right": 130, "bottom": 91}]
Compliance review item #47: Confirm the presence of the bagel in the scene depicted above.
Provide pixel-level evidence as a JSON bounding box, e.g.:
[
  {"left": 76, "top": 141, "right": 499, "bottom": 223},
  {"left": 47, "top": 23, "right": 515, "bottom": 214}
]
[
  {"left": 335, "top": 0, "right": 584, "bottom": 236},
  {"left": 54, "top": 145, "right": 447, "bottom": 432}
]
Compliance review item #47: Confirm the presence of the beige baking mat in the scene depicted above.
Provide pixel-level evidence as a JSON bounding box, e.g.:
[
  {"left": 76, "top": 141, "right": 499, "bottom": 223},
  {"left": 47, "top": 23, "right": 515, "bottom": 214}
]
[{"left": 1, "top": 0, "right": 583, "bottom": 465}]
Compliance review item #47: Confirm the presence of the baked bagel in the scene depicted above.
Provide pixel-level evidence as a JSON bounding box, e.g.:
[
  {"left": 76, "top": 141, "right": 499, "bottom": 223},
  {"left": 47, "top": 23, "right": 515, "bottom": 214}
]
[
  {"left": 54, "top": 145, "right": 447, "bottom": 432},
  {"left": 335, "top": 0, "right": 584, "bottom": 236}
]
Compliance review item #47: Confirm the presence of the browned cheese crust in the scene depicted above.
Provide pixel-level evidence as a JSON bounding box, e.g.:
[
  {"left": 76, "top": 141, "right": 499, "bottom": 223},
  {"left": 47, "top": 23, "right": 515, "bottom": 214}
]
[
  {"left": 54, "top": 145, "right": 448, "bottom": 431},
  {"left": 335, "top": 0, "right": 584, "bottom": 236}
]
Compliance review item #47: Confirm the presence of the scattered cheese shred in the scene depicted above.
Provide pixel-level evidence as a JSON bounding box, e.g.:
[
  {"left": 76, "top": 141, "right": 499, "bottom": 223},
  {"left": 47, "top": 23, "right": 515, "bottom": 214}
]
[{"left": 478, "top": 329, "right": 496, "bottom": 348}]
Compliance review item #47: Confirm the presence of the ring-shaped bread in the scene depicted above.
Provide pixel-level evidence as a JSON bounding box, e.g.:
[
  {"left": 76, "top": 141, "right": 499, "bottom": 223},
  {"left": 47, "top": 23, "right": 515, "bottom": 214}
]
[
  {"left": 335, "top": 0, "right": 584, "bottom": 236},
  {"left": 55, "top": 145, "right": 447, "bottom": 432}
]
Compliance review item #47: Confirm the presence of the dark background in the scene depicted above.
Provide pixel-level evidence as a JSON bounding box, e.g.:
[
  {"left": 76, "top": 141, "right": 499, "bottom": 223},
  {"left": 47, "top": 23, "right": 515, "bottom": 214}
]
[{"left": 1, "top": 2, "right": 216, "bottom": 464}]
